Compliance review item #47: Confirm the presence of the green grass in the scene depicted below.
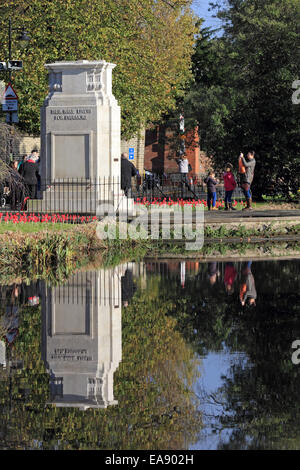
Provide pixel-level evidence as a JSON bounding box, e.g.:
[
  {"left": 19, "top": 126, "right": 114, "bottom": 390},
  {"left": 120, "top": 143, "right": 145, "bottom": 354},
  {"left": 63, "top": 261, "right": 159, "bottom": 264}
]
[{"left": 0, "top": 221, "right": 76, "bottom": 233}]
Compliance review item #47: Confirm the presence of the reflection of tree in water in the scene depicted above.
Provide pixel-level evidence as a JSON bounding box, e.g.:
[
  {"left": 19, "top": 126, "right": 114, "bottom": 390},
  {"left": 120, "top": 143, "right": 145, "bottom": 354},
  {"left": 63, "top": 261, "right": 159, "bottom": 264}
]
[
  {"left": 0, "top": 275, "right": 202, "bottom": 450},
  {"left": 156, "top": 259, "right": 300, "bottom": 449},
  {"left": 116, "top": 275, "right": 202, "bottom": 450}
]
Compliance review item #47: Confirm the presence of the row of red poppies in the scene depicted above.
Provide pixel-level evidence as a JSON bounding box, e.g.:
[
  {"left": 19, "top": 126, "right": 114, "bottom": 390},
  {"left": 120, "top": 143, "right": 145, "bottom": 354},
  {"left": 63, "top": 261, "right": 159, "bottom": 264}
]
[
  {"left": 0, "top": 213, "right": 99, "bottom": 224},
  {"left": 134, "top": 198, "right": 243, "bottom": 207}
]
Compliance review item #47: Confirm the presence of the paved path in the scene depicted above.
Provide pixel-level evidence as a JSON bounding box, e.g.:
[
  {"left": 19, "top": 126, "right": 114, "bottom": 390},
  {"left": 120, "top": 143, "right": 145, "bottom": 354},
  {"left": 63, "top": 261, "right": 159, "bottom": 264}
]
[
  {"left": 152, "top": 209, "right": 300, "bottom": 225},
  {"left": 204, "top": 209, "right": 300, "bottom": 224}
]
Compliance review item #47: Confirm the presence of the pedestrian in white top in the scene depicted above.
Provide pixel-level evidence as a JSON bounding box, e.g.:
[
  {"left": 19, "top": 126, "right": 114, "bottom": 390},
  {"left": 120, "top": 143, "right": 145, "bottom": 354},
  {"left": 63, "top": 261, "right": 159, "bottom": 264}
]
[
  {"left": 176, "top": 154, "right": 191, "bottom": 190},
  {"left": 177, "top": 155, "right": 189, "bottom": 174}
]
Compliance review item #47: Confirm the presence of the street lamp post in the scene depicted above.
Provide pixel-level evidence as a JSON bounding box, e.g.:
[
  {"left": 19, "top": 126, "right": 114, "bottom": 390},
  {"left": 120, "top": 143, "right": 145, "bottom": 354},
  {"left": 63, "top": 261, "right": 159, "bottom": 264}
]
[
  {"left": 8, "top": 18, "right": 12, "bottom": 84},
  {"left": 2, "top": 17, "right": 30, "bottom": 161},
  {"left": 7, "top": 17, "right": 30, "bottom": 113}
]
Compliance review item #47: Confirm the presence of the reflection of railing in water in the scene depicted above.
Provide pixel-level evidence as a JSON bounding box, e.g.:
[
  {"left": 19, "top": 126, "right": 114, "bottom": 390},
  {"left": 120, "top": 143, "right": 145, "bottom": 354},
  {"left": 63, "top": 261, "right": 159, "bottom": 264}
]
[{"left": 53, "top": 270, "right": 122, "bottom": 306}]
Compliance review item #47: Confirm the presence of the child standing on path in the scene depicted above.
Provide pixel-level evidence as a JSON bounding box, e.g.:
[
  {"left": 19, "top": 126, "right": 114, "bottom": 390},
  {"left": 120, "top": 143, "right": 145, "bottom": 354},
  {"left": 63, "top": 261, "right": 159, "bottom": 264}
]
[
  {"left": 204, "top": 171, "right": 219, "bottom": 210},
  {"left": 223, "top": 163, "right": 237, "bottom": 210}
]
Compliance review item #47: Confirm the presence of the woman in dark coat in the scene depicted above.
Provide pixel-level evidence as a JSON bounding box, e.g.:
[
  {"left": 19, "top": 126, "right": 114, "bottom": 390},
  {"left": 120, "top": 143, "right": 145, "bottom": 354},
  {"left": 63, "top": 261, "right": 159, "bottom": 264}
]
[
  {"left": 20, "top": 151, "right": 40, "bottom": 199},
  {"left": 121, "top": 152, "right": 137, "bottom": 196}
]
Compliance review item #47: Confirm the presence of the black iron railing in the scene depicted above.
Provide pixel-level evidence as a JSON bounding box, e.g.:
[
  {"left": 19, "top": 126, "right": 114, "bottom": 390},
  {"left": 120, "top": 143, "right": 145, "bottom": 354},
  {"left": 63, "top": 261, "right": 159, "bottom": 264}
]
[
  {"left": 133, "top": 172, "right": 245, "bottom": 202},
  {"left": 0, "top": 174, "right": 247, "bottom": 216}
]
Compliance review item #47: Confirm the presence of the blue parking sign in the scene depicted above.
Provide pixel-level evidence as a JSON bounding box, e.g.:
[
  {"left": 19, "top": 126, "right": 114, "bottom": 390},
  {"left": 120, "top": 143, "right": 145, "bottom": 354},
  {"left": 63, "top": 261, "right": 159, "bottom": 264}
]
[{"left": 129, "top": 147, "right": 134, "bottom": 160}]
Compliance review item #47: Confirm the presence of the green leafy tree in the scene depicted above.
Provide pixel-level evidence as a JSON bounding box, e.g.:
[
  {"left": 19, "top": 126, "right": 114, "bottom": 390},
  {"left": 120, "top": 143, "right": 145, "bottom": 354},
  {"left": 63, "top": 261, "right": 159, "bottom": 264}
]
[
  {"left": 0, "top": 0, "right": 196, "bottom": 139},
  {"left": 184, "top": 0, "right": 300, "bottom": 198}
]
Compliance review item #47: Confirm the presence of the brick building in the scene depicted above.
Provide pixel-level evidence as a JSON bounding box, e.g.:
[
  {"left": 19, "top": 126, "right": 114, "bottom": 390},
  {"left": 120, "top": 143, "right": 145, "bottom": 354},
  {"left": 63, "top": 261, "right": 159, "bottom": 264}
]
[{"left": 144, "top": 124, "right": 210, "bottom": 179}]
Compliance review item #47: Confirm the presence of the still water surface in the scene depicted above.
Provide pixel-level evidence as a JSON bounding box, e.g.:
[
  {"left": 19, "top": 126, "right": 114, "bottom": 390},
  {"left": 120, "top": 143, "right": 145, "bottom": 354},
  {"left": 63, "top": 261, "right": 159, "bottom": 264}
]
[{"left": 0, "top": 258, "right": 299, "bottom": 450}]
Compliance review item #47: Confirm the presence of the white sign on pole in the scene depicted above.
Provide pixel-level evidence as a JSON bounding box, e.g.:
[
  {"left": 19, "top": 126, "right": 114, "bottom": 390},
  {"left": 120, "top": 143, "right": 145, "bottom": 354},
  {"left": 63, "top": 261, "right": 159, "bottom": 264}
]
[{"left": 2, "top": 100, "right": 18, "bottom": 111}]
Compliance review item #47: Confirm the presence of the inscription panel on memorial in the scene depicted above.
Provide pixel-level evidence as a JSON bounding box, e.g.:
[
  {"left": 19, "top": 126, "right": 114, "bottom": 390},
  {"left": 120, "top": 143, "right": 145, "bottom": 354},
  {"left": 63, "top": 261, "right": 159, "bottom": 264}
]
[
  {"left": 50, "top": 107, "right": 92, "bottom": 121},
  {"left": 50, "top": 349, "right": 93, "bottom": 362}
]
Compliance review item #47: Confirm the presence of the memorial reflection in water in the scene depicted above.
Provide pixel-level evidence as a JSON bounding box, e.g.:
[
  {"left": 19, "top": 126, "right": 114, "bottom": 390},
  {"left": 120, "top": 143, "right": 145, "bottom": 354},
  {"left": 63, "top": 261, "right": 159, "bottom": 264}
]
[{"left": 41, "top": 265, "right": 129, "bottom": 410}]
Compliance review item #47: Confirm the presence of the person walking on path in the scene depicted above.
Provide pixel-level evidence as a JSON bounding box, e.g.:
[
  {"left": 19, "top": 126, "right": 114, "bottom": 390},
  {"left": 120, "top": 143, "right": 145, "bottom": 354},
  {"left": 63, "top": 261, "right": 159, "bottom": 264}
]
[
  {"left": 204, "top": 171, "right": 219, "bottom": 210},
  {"left": 223, "top": 163, "right": 237, "bottom": 211},
  {"left": 238, "top": 151, "right": 256, "bottom": 210},
  {"left": 121, "top": 152, "right": 137, "bottom": 197},
  {"left": 19, "top": 149, "right": 40, "bottom": 199},
  {"left": 9, "top": 161, "right": 18, "bottom": 171}
]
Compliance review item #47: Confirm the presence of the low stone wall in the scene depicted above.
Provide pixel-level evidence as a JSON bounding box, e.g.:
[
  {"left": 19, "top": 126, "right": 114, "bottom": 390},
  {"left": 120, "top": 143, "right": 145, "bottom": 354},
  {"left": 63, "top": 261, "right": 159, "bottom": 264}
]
[{"left": 11, "top": 133, "right": 40, "bottom": 160}]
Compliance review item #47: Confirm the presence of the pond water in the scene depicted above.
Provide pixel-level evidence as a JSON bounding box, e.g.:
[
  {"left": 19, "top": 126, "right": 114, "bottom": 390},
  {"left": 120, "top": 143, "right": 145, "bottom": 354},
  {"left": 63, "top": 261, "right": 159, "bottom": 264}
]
[{"left": 0, "top": 257, "right": 300, "bottom": 450}]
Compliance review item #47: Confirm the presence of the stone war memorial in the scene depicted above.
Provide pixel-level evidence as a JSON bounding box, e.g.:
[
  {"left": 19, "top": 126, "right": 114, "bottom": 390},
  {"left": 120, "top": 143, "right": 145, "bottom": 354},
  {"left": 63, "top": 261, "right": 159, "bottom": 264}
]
[{"left": 31, "top": 59, "right": 132, "bottom": 215}]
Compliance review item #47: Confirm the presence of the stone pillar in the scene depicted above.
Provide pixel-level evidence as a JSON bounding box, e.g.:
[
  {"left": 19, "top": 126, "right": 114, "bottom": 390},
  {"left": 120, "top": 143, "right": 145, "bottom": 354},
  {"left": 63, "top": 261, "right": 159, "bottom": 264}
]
[{"left": 41, "top": 60, "right": 121, "bottom": 181}]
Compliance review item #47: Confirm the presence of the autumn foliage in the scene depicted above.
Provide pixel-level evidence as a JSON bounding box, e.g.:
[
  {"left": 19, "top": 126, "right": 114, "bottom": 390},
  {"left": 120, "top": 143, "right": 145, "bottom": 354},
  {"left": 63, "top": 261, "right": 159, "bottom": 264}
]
[{"left": 0, "top": 0, "right": 197, "bottom": 139}]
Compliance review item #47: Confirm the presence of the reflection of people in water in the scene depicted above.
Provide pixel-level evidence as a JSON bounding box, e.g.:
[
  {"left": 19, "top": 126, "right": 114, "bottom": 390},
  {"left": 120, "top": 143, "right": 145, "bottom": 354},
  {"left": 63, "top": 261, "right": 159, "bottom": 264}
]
[
  {"left": 0, "top": 281, "right": 41, "bottom": 345},
  {"left": 121, "top": 269, "right": 136, "bottom": 307},
  {"left": 207, "top": 262, "right": 220, "bottom": 285},
  {"left": 25, "top": 282, "right": 40, "bottom": 306},
  {"left": 1, "top": 284, "right": 22, "bottom": 345},
  {"left": 239, "top": 261, "right": 257, "bottom": 306},
  {"left": 224, "top": 262, "right": 237, "bottom": 294}
]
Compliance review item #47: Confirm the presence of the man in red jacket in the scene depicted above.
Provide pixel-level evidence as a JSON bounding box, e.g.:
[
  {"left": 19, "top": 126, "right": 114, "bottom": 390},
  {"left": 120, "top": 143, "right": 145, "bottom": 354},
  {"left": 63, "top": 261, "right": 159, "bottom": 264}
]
[{"left": 223, "top": 163, "right": 237, "bottom": 210}]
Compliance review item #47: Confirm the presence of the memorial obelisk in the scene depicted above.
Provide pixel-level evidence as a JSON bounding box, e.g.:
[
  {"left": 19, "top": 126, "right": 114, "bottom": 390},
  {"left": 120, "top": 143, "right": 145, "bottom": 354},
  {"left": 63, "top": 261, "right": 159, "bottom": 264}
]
[{"left": 36, "top": 60, "right": 127, "bottom": 213}]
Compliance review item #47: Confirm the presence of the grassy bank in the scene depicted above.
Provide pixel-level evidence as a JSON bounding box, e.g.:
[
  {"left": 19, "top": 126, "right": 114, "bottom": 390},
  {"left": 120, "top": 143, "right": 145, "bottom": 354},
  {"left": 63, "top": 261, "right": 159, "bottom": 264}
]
[
  {"left": 0, "top": 222, "right": 152, "bottom": 281},
  {"left": 0, "top": 223, "right": 98, "bottom": 280},
  {"left": 0, "top": 219, "right": 299, "bottom": 279}
]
